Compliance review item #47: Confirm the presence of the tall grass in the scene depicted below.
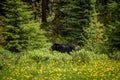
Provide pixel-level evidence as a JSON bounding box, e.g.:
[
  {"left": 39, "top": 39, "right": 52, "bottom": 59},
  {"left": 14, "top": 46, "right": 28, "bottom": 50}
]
[{"left": 0, "top": 48, "right": 120, "bottom": 80}]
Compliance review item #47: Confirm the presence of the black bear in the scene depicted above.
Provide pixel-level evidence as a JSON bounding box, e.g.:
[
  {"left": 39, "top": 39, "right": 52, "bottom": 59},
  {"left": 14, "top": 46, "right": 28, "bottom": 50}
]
[{"left": 50, "top": 43, "right": 79, "bottom": 54}]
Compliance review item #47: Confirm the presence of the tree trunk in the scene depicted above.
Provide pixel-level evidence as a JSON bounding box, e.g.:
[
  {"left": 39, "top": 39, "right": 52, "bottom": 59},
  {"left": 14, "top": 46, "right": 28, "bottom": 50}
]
[{"left": 42, "top": 0, "right": 47, "bottom": 23}]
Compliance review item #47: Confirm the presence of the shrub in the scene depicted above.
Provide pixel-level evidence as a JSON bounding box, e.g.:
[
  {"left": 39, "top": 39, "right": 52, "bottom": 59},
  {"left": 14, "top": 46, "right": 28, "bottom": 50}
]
[
  {"left": 0, "top": 48, "right": 15, "bottom": 69},
  {"left": 71, "top": 49, "right": 108, "bottom": 63},
  {"left": 21, "top": 49, "right": 73, "bottom": 64},
  {"left": 2, "top": 0, "right": 48, "bottom": 52},
  {"left": 83, "top": 1, "right": 108, "bottom": 54},
  {"left": 109, "top": 50, "right": 120, "bottom": 60}
]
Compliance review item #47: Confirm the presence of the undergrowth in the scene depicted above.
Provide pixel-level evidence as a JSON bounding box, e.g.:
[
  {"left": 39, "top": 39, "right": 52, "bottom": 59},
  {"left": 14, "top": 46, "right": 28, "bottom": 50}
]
[{"left": 0, "top": 48, "right": 120, "bottom": 80}]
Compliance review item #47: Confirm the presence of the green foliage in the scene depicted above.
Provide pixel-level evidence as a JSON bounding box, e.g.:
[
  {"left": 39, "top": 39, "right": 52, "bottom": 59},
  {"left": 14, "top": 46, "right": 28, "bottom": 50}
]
[
  {"left": 19, "top": 49, "right": 109, "bottom": 65},
  {"left": 0, "top": 48, "right": 16, "bottom": 69},
  {"left": 105, "top": 1, "right": 120, "bottom": 51},
  {"left": 109, "top": 50, "right": 120, "bottom": 60},
  {"left": 112, "top": 51, "right": 120, "bottom": 60},
  {"left": 48, "top": 0, "right": 91, "bottom": 44},
  {"left": 106, "top": 22, "right": 120, "bottom": 51},
  {"left": 2, "top": 0, "right": 47, "bottom": 52},
  {"left": 0, "top": 48, "right": 109, "bottom": 71},
  {"left": 25, "top": 49, "right": 72, "bottom": 63},
  {"left": 83, "top": 19, "right": 108, "bottom": 53},
  {"left": 0, "top": 49, "right": 119, "bottom": 80},
  {"left": 71, "top": 49, "right": 108, "bottom": 63},
  {"left": 96, "top": 0, "right": 120, "bottom": 52},
  {"left": 83, "top": 1, "right": 108, "bottom": 54}
]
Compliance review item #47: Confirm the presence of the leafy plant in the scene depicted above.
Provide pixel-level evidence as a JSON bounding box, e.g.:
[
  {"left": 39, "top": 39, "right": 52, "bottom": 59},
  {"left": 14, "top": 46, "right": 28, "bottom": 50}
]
[
  {"left": 2, "top": 0, "right": 47, "bottom": 52},
  {"left": 83, "top": 0, "right": 108, "bottom": 54},
  {"left": 71, "top": 49, "right": 108, "bottom": 63},
  {"left": 109, "top": 50, "right": 120, "bottom": 60}
]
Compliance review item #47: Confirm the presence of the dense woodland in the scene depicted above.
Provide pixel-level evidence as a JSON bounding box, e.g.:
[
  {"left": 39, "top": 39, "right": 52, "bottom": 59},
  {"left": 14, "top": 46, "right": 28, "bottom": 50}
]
[
  {"left": 0, "top": 0, "right": 120, "bottom": 56},
  {"left": 0, "top": 0, "right": 120, "bottom": 80}
]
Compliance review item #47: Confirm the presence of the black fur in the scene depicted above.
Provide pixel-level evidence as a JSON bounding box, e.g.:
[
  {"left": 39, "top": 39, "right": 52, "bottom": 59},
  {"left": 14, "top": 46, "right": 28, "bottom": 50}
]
[{"left": 50, "top": 43, "right": 79, "bottom": 54}]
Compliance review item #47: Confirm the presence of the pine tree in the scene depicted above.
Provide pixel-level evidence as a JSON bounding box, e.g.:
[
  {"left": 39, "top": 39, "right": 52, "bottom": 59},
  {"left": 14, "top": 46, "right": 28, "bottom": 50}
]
[
  {"left": 96, "top": 0, "right": 120, "bottom": 51},
  {"left": 50, "top": 0, "right": 91, "bottom": 45},
  {"left": 2, "top": 0, "right": 47, "bottom": 52},
  {"left": 106, "top": 1, "right": 120, "bottom": 51},
  {"left": 84, "top": 0, "right": 108, "bottom": 53}
]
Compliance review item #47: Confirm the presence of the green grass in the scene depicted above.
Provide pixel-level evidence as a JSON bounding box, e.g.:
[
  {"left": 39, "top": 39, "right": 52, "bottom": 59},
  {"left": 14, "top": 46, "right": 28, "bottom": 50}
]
[{"left": 0, "top": 49, "right": 120, "bottom": 80}]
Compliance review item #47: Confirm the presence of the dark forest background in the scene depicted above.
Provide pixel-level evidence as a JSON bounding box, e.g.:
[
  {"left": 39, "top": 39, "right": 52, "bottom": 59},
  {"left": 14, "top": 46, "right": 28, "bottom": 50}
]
[{"left": 0, "top": 0, "right": 120, "bottom": 59}]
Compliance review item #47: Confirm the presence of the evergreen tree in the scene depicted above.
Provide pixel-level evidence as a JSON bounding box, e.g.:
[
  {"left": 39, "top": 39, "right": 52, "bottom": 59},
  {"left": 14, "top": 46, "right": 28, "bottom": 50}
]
[
  {"left": 2, "top": 0, "right": 47, "bottom": 52},
  {"left": 84, "top": 0, "right": 108, "bottom": 53},
  {"left": 106, "top": 0, "right": 120, "bottom": 51},
  {"left": 49, "top": 0, "right": 91, "bottom": 45},
  {"left": 96, "top": 0, "right": 120, "bottom": 51}
]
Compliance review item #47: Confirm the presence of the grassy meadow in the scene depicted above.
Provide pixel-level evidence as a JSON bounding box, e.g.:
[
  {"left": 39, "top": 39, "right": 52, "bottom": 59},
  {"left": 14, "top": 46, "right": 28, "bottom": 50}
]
[{"left": 0, "top": 49, "right": 120, "bottom": 80}]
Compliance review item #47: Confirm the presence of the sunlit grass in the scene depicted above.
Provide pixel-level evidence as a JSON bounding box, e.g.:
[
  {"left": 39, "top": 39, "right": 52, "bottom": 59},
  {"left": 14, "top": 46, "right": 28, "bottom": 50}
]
[
  {"left": 0, "top": 59, "right": 120, "bottom": 80},
  {"left": 0, "top": 49, "right": 120, "bottom": 80}
]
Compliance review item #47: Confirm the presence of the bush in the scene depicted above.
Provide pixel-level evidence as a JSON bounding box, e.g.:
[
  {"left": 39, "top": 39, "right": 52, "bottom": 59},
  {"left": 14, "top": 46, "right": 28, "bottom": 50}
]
[
  {"left": 109, "top": 50, "right": 120, "bottom": 60},
  {"left": 71, "top": 49, "right": 108, "bottom": 63},
  {"left": 2, "top": 0, "right": 48, "bottom": 52},
  {"left": 0, "top": 48, "right": 15, "bottom": 69},
  {"left": 20, "top": 49, "right": 73, "bottom": 64},
  {"left": 83, "top": 2, "right": 108, "bottom": 54},
  {"left": 3, "top": 22, "right": 48, "bottom": 52}
]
